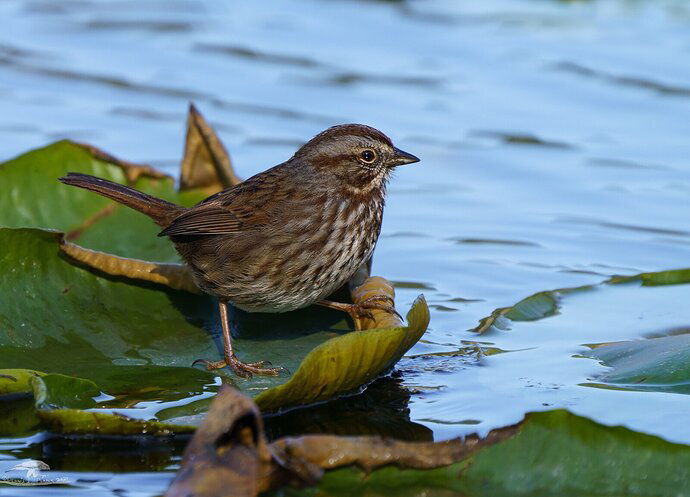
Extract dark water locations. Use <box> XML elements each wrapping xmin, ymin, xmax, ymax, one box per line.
<box><xmin>2</xmin><ymin>0</ymin><xmax>690</xmax><ymax>495</ymax></box>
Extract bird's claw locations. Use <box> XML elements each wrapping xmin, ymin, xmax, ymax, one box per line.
<box><xmin>192</xmin><ymin>357</ymin><xmax>286</xmax><ymax>379</ymax></box>
<box><xmin>353</xmin><ymin>295</ymin><xmax>402</xmax><ymax>325</ymax></box>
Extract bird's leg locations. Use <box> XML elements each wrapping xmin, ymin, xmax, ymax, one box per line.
<box><xmin>193</xmin><ymin>299</ymin><xmax>284</xmax><ymax>378</ymax></box>
<box><xmin>317</xmin><ymin>295</ymin><xmax>401</xmax><ymax>331</ymax></box>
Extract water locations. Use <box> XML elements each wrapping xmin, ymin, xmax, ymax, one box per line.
<box><xmin>2</xmin><ymin>0</ymin><xmax>690</xmax><ymax>495</ymax></box>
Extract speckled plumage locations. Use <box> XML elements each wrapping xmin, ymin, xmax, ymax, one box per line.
<box><xmin>60</xmin><ymin>123</ymin><xmax>418</xmax><ymax>376</ymax></box>
<box><xmin>169</xmin><ymin>124</ymin><xmax>396</xmax><ymax>312</ymax></box>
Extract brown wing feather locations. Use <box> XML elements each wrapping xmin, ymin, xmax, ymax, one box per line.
<box><xmin>158</xmin><ymin>207</ymin><xmax>243</xmax><ymax>237</ymax></box>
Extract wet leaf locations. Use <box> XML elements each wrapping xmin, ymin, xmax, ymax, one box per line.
<box><xmin>0</xmin><ymin>108</ymin><xmax>428</xmax><ymax>432</ymax></box>
<box><xmin>608</xmin><ymin>268</ymin><xmax>690</xmax><ymax>287</ymax></box>
<box><xmin>2</xmin><ymin>369</ymin><xmax>99</xmax><ymax>409</ymax></box>
<box><xmin>474</xmin><ymin>291</ymin><xmax>560</xmax><ymax>333</ymax></box>
<box><xmin>0</xmin><ymin>227</ymin><xmax>428</xmax><ymax>430</ymax></box>
<box><xmin>254</xmin><ymin>295</ymin><xmax>429</xmax><ymax>412</ymax></box>
<box><xmin>474</xmin><ymin>266</ymin><xmax>690</xmax><ymax>397</ymax></box>
<box><xmin>586</xmin><ymin>334</ymin><xmax>690</xmax><ymax>393</ymax></box>
<box><xmin>304</xmin><ymin>410</ymin><xmax>690</xmax><ymax>497</ymax></box>
<box><xmin>37</xmin><ymin>409</ymin><xmax>194</xmax><ymax>436</ymax></box>
<box><xmin>0</xmin><ymin>368</ymin><xmax>44</xmax><ymax>398</ymax></box>
<box><xmin>165</xmin><ymin>386</ymin><xmax>482</xmax><ymax>497</ymax></box>
<box><xmin>32</xmin><ymin>373</ymin><xmax>101</xmax><ymax>409</ymax></box>
<box><xmin>168</xmin><ymin>386</ymin><xmax>690</xmax><ymax>497</ymax></box>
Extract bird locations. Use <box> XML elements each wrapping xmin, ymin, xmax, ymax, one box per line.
<box><xmin>59</xmin><ymin>124</ymin><xmax>420</xmax><ymax>377</ymax></box>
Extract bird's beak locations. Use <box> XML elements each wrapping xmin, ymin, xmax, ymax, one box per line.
<box><xmin>389</xmin><ymin>147</ymin><xmax>420</xmax><ymax>167</ymax></box>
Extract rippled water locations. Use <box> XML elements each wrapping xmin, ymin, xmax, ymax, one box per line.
<box><xmin>2</xmin><ymin>0</ymin><xmax>690</xmax><ymax>495</ymax></box>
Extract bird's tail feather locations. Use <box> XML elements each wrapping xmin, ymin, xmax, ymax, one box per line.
<box><xmin>59</xmin><ymin>172</ymin><xmax>183</xmax><ymax>227</ymax></box>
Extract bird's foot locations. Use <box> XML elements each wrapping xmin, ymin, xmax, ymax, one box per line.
<box><xmin>319</xmin><ymin>296</ymin><xmax>401</xmax><ymax>330</ymax></box>
<box><xmin>192</xmin><ymin>356</ymin><xmax>285</xmax><ymax>379</ymax></box>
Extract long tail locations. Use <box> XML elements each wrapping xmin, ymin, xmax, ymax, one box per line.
<box><xmin>59</xmin><ymin>172</ymin><xmax>184</xmax><ymax>227</ymax></box>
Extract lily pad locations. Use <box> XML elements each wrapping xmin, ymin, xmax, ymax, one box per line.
<box><xmin>0</xmin><ymin>226</ymin><xmax>427</xmax><ymax>430</ymax></box>
<box><xmin>254</xmin><ymin>296</ymin><xmax>429</xmax><ymax>412</ymax></box>
<box><xmin>37</xmin><ymin>409</ymin><xmax>195</xmax><ymax>436</ymax></box>
<box><xmin>301</xmin><ymin>410</ymin><xmax>690</xmax><ymax>497</ymax></box>
<box><xmin>465</xmin><ymin>266</ymin><xmax>690</xmax><ymax>444</ymax></box>
<box><xmin>0</xmin><ymin>140</ymin><xmax>205</xmax><ymax>260</ymax></box>
<box><xmin>32</xmin><ymin>373</ymin><xmax>101</xmax><ymax>409</ymax></box>
<box><xmin>0</xmin><ymin>369</ymin><xmax>45</xmax><ymax>398</ymax></box>
<box><xmin>586</xmin><ymin>334</ymin><xmax>690</xmax><ymax>394</ymax></box>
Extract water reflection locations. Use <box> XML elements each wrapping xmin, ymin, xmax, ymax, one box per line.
<box><xmin>264</xmin><ymin>376</ymin><xmax>433</xmax><ymax>441</ymax></box>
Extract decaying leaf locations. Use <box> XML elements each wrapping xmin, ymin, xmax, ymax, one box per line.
<box><xmin>165</xmin><ymin>385</ymin><xmax>506</xmax><ymax>497</ymax></box>
<box><xmin>60</xmin><ymin>236</ymin><xmax>201</xmax><ymax>294</ymax></box>
<box><xmin>179</xmin><ymin>103</ymin><xmax>242</xmax><ymax>192</ymax></box>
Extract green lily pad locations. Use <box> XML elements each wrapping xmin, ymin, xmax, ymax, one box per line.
<box><xmin>474</xmin><ymin>291</ymin><xmax>560</xmax><ymax>333</ymax></box>
<box><xmin>608</xmin><ymin>268</ymin><xmax>690</xmax><ymax>287</ymax></box>
<box><xmin>586</xmin><ymin>334</ymin><xmax>690</xmax><ymax>394</ymax></box>
<box><xmin>288</xmin><ymin>410</ymin><xmax>690</xmax><ymax>497</ymax></box>
<box><xmin>37</xmin><ymin>409</ymin><xmax>195</xmax><ymax>436</ymax></box>
<box><xmin>0</xmin><ymin>227</ymin><xmax>428</xmax><ymax>431</ymax></box>
<box><xmin>0</xmin><ymin>138</ymin><xmax>429</xmax><ymax>433</ymax></box>
<box><xmin>0</xmin><ymin>140</ymin><xmax>205</xmax><ymax>261</ymax></box>
<box><xmin>473</xmin><ymin>267</ymin><xmax>690</xmax><ymax>398</ymax></box>
<box><xmin>32</xmin><ymin>373</ymin><xmax>101</xmax><ymax>409</ymax></box>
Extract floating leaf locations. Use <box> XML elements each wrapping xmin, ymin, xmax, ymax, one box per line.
<box><xmin>474</xmin><ymin>291</ymin><xmax>560</xmax><ymax>333</ymax></box>
<box><xmin>0</xmin><ymin>227</ymin><xmax>427</xmax><ymax>430</ymax></box>
<box><xmin>0</xmin><ymin>140</ymin><xmax>205</xmax><ymax>260</ymax></box>
<box><xmin>37</xmin><ymin>409</ymin><xmax>194</xmax><ymax>436</ymax></box>
<box><xmin>166</xmin><ymin>386</ymin><xmax>690</xmax><ymax>497</ymax></box>
<box><xmin>608</xmin><ymin>268</ymin><xmax>690</xmax><ymax>287</ymax></box>
<box><xmin>31</xmin><ymin>373</ymin><xmax>101</xmax><ymax>409</ymax></box>
<box><xmin>586</xmin><ymin>334</ymin><xmax>690</xmax><ymax>393</ymax></box>
<box><xmin>305</xmin><ymin>410</ymin><xmax>690</xmax><ymax>497</ymax></box>
<box><xmin>254</xmin><ymin>295</ymin><xmax>429</xmax><ymax>412</ymax></box>
<box><xmin>0</xmin><ymin>368</ymin><xmax>44</xmax><ymax>398</ymax></box>
<box><xmin>0</xmin><ymin>108</ymin><xmax>428</xmax><ymax>432</ymax></box>
<box><xmin>165</xmin><ymin>386</ymin><xmax>481</xmax><ymax>497</ymax></box>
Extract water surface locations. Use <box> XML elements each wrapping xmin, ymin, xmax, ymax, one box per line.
<box><xmin>2</xmin><ymin>0</ymin><xmax>690</xmax><ymax>495</ymax></box>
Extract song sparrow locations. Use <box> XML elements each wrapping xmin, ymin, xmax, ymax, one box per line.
<box><xmin>59</xmin><ymin>124</ymin><xmax>419</xmax><ymax>377</ymax></box>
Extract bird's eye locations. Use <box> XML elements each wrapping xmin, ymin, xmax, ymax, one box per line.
<box><xmin>360</xmin><ymin>149</ymin><xmax>377</xmax><ymax>164</ymax></box>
